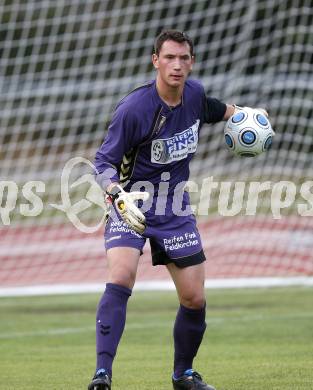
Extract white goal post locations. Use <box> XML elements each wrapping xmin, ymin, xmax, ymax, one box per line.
<box><xmin>1</xmin><ymin>0</ymin><xmax>313</xmax><ymax>295</ymax></box>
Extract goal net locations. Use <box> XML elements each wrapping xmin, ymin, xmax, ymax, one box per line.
<box><xmin>1</xmin><ymin>0</ymin><xmax>313</xmax><ymax>293</ymax></box>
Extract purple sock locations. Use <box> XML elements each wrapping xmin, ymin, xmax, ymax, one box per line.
<box><xmin>173</xmin><ymin>303</ymin><xmax>207</xmax><ymax>378</ymax></box>
<box><xmin>96</xmin><ymin>283</ymin><xmax>132</xmax><ymax>378</ymax></box>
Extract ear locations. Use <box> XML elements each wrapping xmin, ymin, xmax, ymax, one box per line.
<box><xmin>152</xmin><ymin>53</ymin><xmax>159</xmax><ymax>69</ymax></box>
<box><xmin>190</xmin><ymin>55</ymin><xmax>195</xmax><ymax>71</ymax></box>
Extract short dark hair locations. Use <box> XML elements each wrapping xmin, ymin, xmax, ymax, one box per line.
<box><xmin>154</xmin><ymin>30</ymin><xmax>194</xmax><ymax>57</ymax></box>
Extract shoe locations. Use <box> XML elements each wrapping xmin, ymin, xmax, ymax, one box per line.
<box><xmin>88</xmin><ymin>368</ymin><xmax>111</xmax><ymax>390</ymax></box>
<box><xmin>172</xmin><ymin>369</ymin><xmax>216</xmax><ymax>390</ymax></box>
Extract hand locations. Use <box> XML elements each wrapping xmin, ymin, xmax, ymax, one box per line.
<box><xmin>233</xmin><ymin>104</ymin><xmax>269</xmax><ymax>118</ymax></box>
<box><xmin>255</xmin><ymin>107</ymin><xmax>269</xmax><ymax>118</ymax></box>
<box><xmin>106</xmin><ymin>184</ymin><xmax>150</xmax><ymax>234</ymax></box>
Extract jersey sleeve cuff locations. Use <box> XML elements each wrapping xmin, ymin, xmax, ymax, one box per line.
<box><xmin>94</xmin><ymin>167</ymin><xmax>119</xmax><ymax>191</ymax></box>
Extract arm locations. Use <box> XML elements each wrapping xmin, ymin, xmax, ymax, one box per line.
<box><xmin>204</xmin><ymin>93</ymin><xmax>268</xmax><ymax>123</ymax></box>
<box><xmin>223</xmin><ymin>104</ymin><xmax>236</xmax><ymax>121</ymax></box>
<box><xmin>94</xmin><ymin>105</ymin><xmax>141</xmax><ymax>192</ymax></box>
<box><xmin>95</xmin><ymin>105</ymin><xmax>149</xmax><ymax>233</ymax></box>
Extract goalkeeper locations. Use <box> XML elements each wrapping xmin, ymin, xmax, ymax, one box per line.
<box><xmin>88</xmin><ymin>30</ymin><xmax>266</xmax><ymax>390</ymax></box>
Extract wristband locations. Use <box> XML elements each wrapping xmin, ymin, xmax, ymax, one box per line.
<box><xmin>106</xmin><ymin>185</ymin><xmax>122</xmax><ymax>203</ymax></box>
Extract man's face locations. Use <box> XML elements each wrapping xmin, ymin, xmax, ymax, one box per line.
<box><xmin>152</xmin><ymin>40</ymin><xmax>194</xmax><ymax>88</ymax></box>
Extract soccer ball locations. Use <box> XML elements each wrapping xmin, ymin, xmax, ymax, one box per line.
<box><xmin>224</xmin><ymin>107</ymin><xmax>274</xmax><ymax>157</ymax></box>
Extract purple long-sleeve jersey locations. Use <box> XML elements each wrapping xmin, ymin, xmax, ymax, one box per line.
<box><xmin>95</xmin><ymin>78</ymin><xmax>226</xmax><ymax>225</ymax></box>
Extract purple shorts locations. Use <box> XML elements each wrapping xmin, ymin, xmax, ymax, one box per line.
<box><xmin>104</xmin><ymin>214</ymin><xmax>206</xmax><ymax>268</ymax></box>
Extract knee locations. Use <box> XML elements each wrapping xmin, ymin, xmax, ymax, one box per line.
<box><xmin>106</xmin><ymin>248</ymin><xmax>140</xmax><ymax>290</ymax></box>
<box><xmin>109</xmin><ymin>267</ymin><xmax>136</xmax><ymax>290</ymax></box>
<box><xmin>179</xmin><ymin>293</ymin><xmax>206</xmax><ymax>310</ymax></box>
<box><xmin>109</xmin><ymin>273</ymin><xmax>136</xmax><ymax>290</ymax></box>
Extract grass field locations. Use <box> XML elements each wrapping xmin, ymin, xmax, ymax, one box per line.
<box><xmin>0</xmin><ymin>286</ymin><xmax>312</xmax><ymax>390</ymax></box>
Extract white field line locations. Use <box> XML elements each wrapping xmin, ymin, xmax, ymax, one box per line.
<box><xmin>1</xmin><ymin>277</ymin><xmax>313</xmax><ymax>297</ymax></box>
<box><xmin>1</xmin><ymin>312</ymin><xmax>313</xmax><ymax>340</ymax></box>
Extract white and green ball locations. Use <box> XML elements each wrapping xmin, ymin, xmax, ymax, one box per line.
<box><xmin>224</xmin><ymin>107</ymin><xmax>274</xmax><ymax>157</ymax></box>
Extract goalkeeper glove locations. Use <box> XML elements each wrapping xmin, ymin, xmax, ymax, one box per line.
<box><xmin>105</xmin><ymin>184</ymin><xmax>149</xmax><ymax>235</ymax></box>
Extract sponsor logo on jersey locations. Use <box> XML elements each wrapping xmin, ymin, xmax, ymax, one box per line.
<box><xmin>151</xmin><ymin>119</ymin><xmax>200</xmax><ymax>164</ymax></box>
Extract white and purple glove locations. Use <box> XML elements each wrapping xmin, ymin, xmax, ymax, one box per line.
<box><xmin>106</xmin><ymin>184</ymin><xmax>149</xmax><ymax>234</ymax></box>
